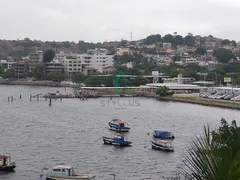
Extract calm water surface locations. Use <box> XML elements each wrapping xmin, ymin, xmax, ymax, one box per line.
<box><xmin>0</xmin><ymin>85</ymin><xmax>240</xmax><ymax>180</ymax></box>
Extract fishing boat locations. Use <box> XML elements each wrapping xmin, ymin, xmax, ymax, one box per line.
<box><xmin>40</xmin><ymin>165</ymin><xmax>96</xmax><ymax>180</ymax></box>
<box><xmin>0</xmin><ymin>155</ymin><xmax>16</xmax><ymax>172</ymax></box>
<box><xmin>151</xmin><ymin>140</ymin><xmax>174</xmax><ymax>152</ymax></box>
<box><xmin>153</xmin><ymin>130</ymin><xmax>175</xmax><ymax>139</ymax></box>
<box><xmin>108</xmin><ymin>119</ymin><xmax>130</xmax><ymax>132</ymax></box>
<box><xmin>103</xmin><ymin>133</ymin><xmax>132</xmax><ymax>146</ymax></box>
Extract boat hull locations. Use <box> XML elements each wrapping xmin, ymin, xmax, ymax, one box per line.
<box><xmin>0</xmin><ymin>164</ymin><xmax>16</xmax><ymax>172</ymax></box>
<box><xmin>108</xmin><ymin>121</ymin><xmax>130</xmax><ymax>132</ymax></box>
<box><xmin>103</xmin><ymin>137</ymin><xmax>132</xmax><ymax>146</ymax></box>
<box><xmin>45</xmin><ymin>174</ymin><xmax>95</xmax><ymax>180</ymax></box>
<box><xmin>151</xmin><ymin>142</ymin><xmax>174</xmax><ymax>152</ymax></box>
<box><xmin>108</xmin><ymin>126</ymin><xmax>130</xmax><ymax>132</ymax></box>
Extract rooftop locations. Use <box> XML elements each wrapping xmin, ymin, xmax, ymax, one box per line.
<box><xmin>143</xmin><ymin>83</ymin><xmax>203</xmax><ymax>90</ymax></box>
<box><xmin>52</xmin><ymin>165</ymin><xmax>72</xmax><ymax>170</ymax></box>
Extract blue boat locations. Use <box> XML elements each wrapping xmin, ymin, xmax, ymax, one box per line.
<box><xmin>151</xmin><ymin>140</ymin><xmax>174</xmax><ymax>152</ymax></box>
<box><xmin>153</xmin><ymin>130</ymin><xmax>175</xmax><ymax>139</ymax></box>
<box><xmin>108</xmin><ymin>119</ymin><xmax>130</xmax><ymax>132</ymax></box>
<box><xmin>103</xmin><ymin>133</ymin><xmax>132</xmax><ymax>146</ymax></box>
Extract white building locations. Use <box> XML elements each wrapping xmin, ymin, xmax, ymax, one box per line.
<box><xmin>0</xmin><ymin>60</ymin><xmax>15</xmax><ymax>70</ymax></box>
<box><xmin>29</xmin><ymin>50</ymin><xmax>43</xmax><ymax>63</ymax></box>
<box><xmin>163</xmin><ymin>43</ymin><xmax>171</xmax><ymax>49</ymax></box>
<box><xmin>54</xmin><ymin>51</ymin><xmax>66</xmax><ymax>63</ymax></box>
<box><xmin>183</xmin><ymin>57</ymin><xmax>199</xmax><ymax>64</ymax></box>
<box><xmin>63</xmin><ymin>48</ymin><xmax>114</xmax><ymax>75</ymax></box>
<box><xmin>116</xmin><ymin>47</ymin><xmax>132</xmax><ymax>56</ymax></box>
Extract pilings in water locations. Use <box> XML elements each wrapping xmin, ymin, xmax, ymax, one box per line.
<box><xmin>49</xmin><ymin>97</ymin><xmax>52</xmax><ymax>106</ymax></box>
<box><xmin>8</xmin><ymin>96</ymin><xmax>13</xmax><ymax>102</ymax></box>
<box><xmin>20</xmin><ymin>94</ymin><xmax>22</xmax><ymax>99</ymax></box>
<box><xmin>30</xmin><ymin>93</ymin><xmax>42</xmax><ymax>101</ymax></box>
<box><xmin>78</xmin><ymin>88</ymin><xmax>99</xmax><ymax>100</ymax></box>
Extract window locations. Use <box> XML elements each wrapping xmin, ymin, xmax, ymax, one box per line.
<box><xmin>53</xmin><ymin>169</ymin><xmax>61</xmax><ymax>172</ymax></box>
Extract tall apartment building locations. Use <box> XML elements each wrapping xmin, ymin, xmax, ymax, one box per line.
<box><xmin>62</xmin><ymin>48</ymin><xmax>114</xmax><ymax>75</ymax></box>
<box><xmin>45</xmin><ymin>60</ymin><xmax>64</xmax><ymax>74</ymax></box>
<box><xmin>28</xmin><ymin>50</ymin><xmax>44</xmax><ymax>72</ymax></box>
<box><xmin>11</xmin><ymin>61</ymin><xmax>29</xmax><ymax>78</ymax></box>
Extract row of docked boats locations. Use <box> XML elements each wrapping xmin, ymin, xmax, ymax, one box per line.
<box><xmin>103</xmin><ymin>119</ymin><xmax>175</xmax><ymax>152</ymax></box>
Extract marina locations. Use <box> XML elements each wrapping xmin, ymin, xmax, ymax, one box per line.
<box><xmin>0</xmin><ymin>85</ymin><xmax>240</xmax><ymax>180</ymax></box>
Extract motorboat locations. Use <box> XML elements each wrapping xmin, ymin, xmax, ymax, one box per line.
<box><xmin>108</xmin><ymin>119</ymin><xmax>130</xmax><ymax>132</ymax></box>
<box><xmin>153</xmin><ymin>130</ymin><xmax>175</xmax><ymax>139</ymax></box>
<box><xmin>40</xmin><ymin>165</ymin><xmax>95</xmax><ymax>180</ymax></box>
<box><xmin>103</xmin><ymin>133</ymin><xmax>132</xmax><ymax>146</ymax></box>
<box><xmin>0</xmin><ymin>155</ymin><xmax>16</xmax><ymax>172</ymax></box>
<box><xmin>151</xmin><ymin>140</ymin><xmax>174</xmax><ymax>152</ymax></box>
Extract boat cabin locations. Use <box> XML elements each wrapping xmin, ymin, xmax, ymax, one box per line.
<box><xmin>52</xmin><ymin>165</ymin><xmax>75</xmax><ymax>176</ymax></box>
<box><xmin>0</xmin><ymin>156</ymin><xmax>9</xmax><ymax>166</ymax></box>
<box><xmin>113</xmin><ymin>134</ymin><xmax>124</xmax><ymax>142</ymax></box>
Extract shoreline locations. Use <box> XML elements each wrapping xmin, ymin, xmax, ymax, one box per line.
<box><xmin>1</xmin><ymin>82</ymin><xmax>240</xmax><ymax>110</ymax></box>
<box><xmin>158</xmin><ymin>96</ymin><xmax>240</xmax><ymax>110</ymax></box>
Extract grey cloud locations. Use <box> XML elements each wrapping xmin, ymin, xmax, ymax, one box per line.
<box><xmin>0</xmin><ymin>0</ymin><xmax>239</xmax><ymax>42</ymax></box>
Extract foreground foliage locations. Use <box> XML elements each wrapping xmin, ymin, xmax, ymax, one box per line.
<box><xmin>178</xmin><ymin>118</ymin><xmax>240</xmax><ymax>180</ymax></box>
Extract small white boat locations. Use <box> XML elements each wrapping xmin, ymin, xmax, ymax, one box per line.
<box><xmin>40</xmin><ymin>165</ymin><xmax>96</xmax><ymax>180</ymax></box>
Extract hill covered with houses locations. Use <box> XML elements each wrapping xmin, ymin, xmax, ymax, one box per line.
<box><xmin>1</xmin><ymin>32</ymin><xmax>240</xmax><ymax>86</ymax></box>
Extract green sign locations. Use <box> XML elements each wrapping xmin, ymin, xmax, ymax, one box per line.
<box><xmin>112</xmin><ymin>72</ymin><xmax>127</xmax><ymax>94</ymax></box>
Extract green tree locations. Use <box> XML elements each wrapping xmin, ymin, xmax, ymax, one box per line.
<box><xmin>213</xmin><ymin>48</ymin><xmax>235</xmax><ymax>63</ymax></box>
<box><xmin>221</xmin><ymin>39</ymin><xmax>231</xmax><ymax>45</ymax></box>
<box><xmin>145</xmin><ymin>34</ymin><xmax>161</xmax><ymax>45</ymax></box>
<box><xmin>131</xmin><ymin>76</ymin><xmax>147</xmax><ymax>86</ymax></box>
<box><xmin>156</xmin><ymin>86</ymin><xmax>173</xmax><ymax>96</ymax></box>
<box><xmin>174</xmin><ymin>35</ymin><xmax>183</xmax><ymax>46</ymax></box>
<box><xmin>232</xmin><ymin>40</ymin><xmax>237</xmax><ymax>48</ymax></box>
<box><xmin>172</xmin><ymin>56</ymin><xmax>181</xmax><ymax>62</ymax></box>
<box><xmin>72</xmin><ymin>73</ymin><xmax>88</xmax><ymax>83</ymax></box>
<box><xmin>196</xmin><ymin>47</ymin><xmax>207</xmax><ymax>55</ymax></box>
<box><xmin>0</xmin><ymin>69</ymin><xmax>15</xmax><ymax>79</ymax></box>
<box><xmin>163</xmin><ymin>34</ymin><xmax>175</xmax><ymax>44</ymax></box>
<box><xmin>234</xmin><ymin>75</ymin><xmax>240</xmax><ymax>85</ymax></box>
<box><xmin>184</xmin><ymin>35</ymin><xmax>195</xmax><ymax>47</ymax></box>
<box><xmin>180</xmin><ymin>118</ymin><xmax>240</xmax><ymax>180</ymax></box>
<box><xmin>43</xmin><ymin>49</ymin><xmax>55</xmax><ymax>63</ymax></box>
<box><xmin>45</xmin><ymin>72</ymin><xmax>65</xmax><ymax>82</ymax></box>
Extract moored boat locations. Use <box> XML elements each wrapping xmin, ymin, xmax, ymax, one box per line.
<box><xmin>103</xmin><ymin>133</ymin><xmax>132</xmax><ymax>146</ymax></box>
<box><xmin>108</xmin><ymin>119</ymin><xmax>130</xmax><ymax>132</ymax></box>
<box><xmin>40</xmin><ymin>165</ymin><xmax>95</xmax><ymax>180</ymax></box>
<box><xmin>0</xmin><ymin>155</ymin><xmax>16</xmax><ymax>172</ymax></box>
<box><xmin>153</xmin><ymin>130</ymin><xmax>175</xmax><ymax>139</ymax></box>
<box><xmin>151</xmin><ymin>140</ymin><xmax>174</xmax><ymax>152</ymax></box>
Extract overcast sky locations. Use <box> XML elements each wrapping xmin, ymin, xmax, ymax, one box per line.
<box><xmin>0</xmin><ymin>0</ymin><xmax>239</xmax><ymax>42</ymax></box>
